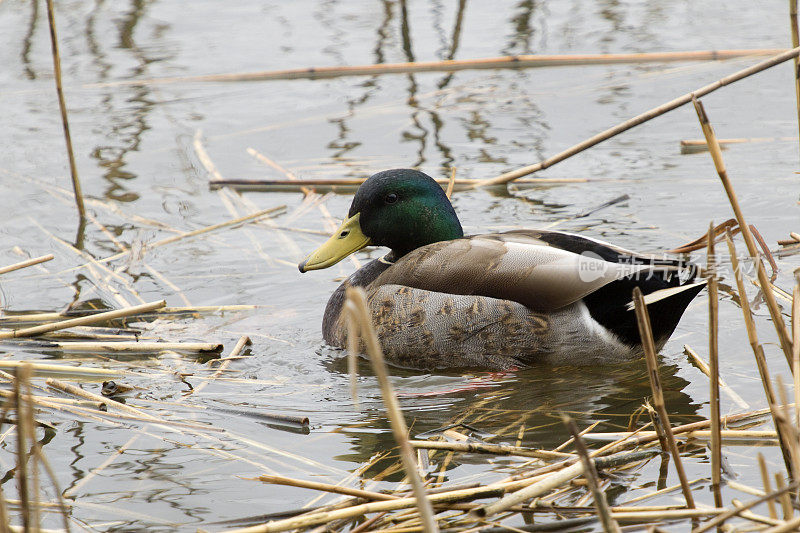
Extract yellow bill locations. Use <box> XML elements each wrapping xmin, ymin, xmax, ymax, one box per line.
<box><xmin>298</xmin><ymin>213</ymin><xmax>371</xmax><ymax>272</ymax></box>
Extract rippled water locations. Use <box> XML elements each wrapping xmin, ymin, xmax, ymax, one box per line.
<box><xmin>0</xmin><ymin>0</ymin><xmax>799</xmax><ymax>530</ymax></box>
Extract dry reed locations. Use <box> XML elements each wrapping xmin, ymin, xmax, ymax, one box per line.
<box><xmin>474</xmin><ymin>46</ymin><xmax>800</xmax><ymax>187</ymax></box>
<box><xmin>632</xmin><ymin>287</ymin><xmax>695</xmax><ymax>508</ymax></box>
<box><xmin>693</xmin><ymin>97</ymin><xmax>794</xmax><ymax>366</ymax></box>
<box><xmin>0</xmin><ymin>255</ymin><xmax>54</xmax><ymax>276</ymax></box>
<box><xmin>344</xmin><ymin>287</ymin><xmax>438</xmax><ymax>533</ymax></box>
<box><xmin>707</xmin><ymin>222</ymin><xmax>723</xmax><ymax>508</ymax></box>
<box><xmin>86</xmin><ymin>49</ymin><xmax>785</xmax><ymax>88</ymax></box>
<box><xmin>44</xmin><ymin>0</ymin><xmax>84</xmax><ymax>219</ymax></box>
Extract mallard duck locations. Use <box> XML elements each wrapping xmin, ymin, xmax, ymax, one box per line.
<box><xmin>299</xmin><ymin>169</ymin><xmax>704</xmax><ymax>370</ymax></box>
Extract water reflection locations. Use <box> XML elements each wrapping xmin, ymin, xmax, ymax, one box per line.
<box><xmin>20</xmin><ymin>0</ymin><xmax>39</xmax><ymax>80</ymax></box>
<box><xmin>329</xmin><ymin>357</ymin><xmax>700</xmax><ymax>481</ymax></box>
<box><xmin>503</xmin><ymin>0</ymin><xmax>540</xmax><ymax>55</ymax></box>
<box><xmin>85</xmin><ymin>0</ymin><xmax>162</xmax><ymax>203</ymax></box>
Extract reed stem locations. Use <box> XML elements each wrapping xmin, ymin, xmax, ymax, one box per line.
<box><xmin>563</xmin><ymin>416</ymin><xmax>621</xmax><ymax>533</ymax></box>
<box><xmin>694</xmin><ymin>97</ymin><xmax>794</xmax><ymax>367</ymax></box>
<box><xmin>344</xmin><ymin>287</ymin><xmax>438</xmax><ymax>533</ymax></box>
<box><xmin>0</xmin><ymin>299</ymin><xmax>166</xmax><ymax>340</ymax></box>
<box><xmin>726</xmin><ymin>232</ymin><xmax>796</xmax><ymax>477</ymax></box>
<box><xmin>707</xmin><ymin>222</ymin><xmax>723</xmax><ymax>508</ymax></box>
<box><xmin>791</xmin><ymin>0</ymin><xmax>800</xmax><ymax>156</ymax></box>
<box><xmin>632</xmin><ymin>287</ymin><xmax>695</xmax><ymax>508</ymax></box>
<box><xmin>44</xmin><ymin>0</ymin><xmax>85</xmax><ymax>219</ymax></box>
<box><xmin>760</xmin><ymin>453</ymin><xmax>779</xmax><ymax>519</ymax></box>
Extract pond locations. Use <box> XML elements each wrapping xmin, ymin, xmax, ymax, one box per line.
<box><xmin>0</xmin><ymin>0</ymin><xmax>798</xmax><ymax>530</ymax></box>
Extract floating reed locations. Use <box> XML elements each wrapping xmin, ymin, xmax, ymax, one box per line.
<box><xmin>0</xmin><ymin>254</ymin><xmax>54</xmax><ymax>276</ymax></box>
<box><xmin>94</xmin><ymin>206</ymin><xmax>285</xmax><ymax>266</ymax></box>
<box><xmin>44</xmin><ymin>0</ymin><xmax>84</xmax><ymax>219</ymax></box>
<box><xmin>0</xmin><ymin>361</ymin><xmax>122</xmax><ymax>379</ymax></box>
<box><xmin>407</xmin><ymin>439</ymin><xmax>571</xmax><ymax>460</ymax></box>
<box><xmin>582</xmin><ymin>430</ymin><xmax>779</xmax><ymax>442</ymax></box>
<box><xmin>87</xmin><ymin>49</ymin><xmax>784</xmax><ymax>88</ymax></box>
<box><xmin>684</xmin><ymin>344</ymin><xmax>748</xmax><ymax>408</ymax></box>
<box><xmin>692</xmin><ymin>481</ymin><xmax>800</xmax><ymax>533</ymax></box>
<box><xmin>183</xmin><ymin>336</ymin><xmax>251</xmax><ymax>399</ymax></box>
<box><xmin>44</xmin><ymin>341</ymin><xmax>223</xmax><ymax>353</ymax></box>
<box><xmin>0</xmin><ymin>300</ymin><xmax>166</xmax><ymax>340</ymax></box>
<box><xmin>474</xmin><ymin>46</ymin><xmax>800</xmax><ymax>187</ymax></box>
<box><xmin>208</xmin><ymin>176</ymin><xmax>596</xmax><ymax>194</ymax></box>
<box><xmin>679</xmin><ymin>137</ymin><xmax>797</xmax><ymax>154</ymax></box>
<box><xmin>0</xmin><ymin>305</ymin><xmax>261</xmax><ymax>324</ymax></box>
<box><xmin>256</xmin><ymin>474</ymin><xmax>397</xmax><ymax>502</ymax></box>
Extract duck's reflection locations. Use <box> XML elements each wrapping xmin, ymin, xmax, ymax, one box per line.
<box><xmin>326</xmin><ymin>355</ymin><xmax>700</xmax><ymax>482</ymax></box>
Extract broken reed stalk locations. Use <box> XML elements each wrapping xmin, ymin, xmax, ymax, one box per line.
<box><xmin>257</xmin><ymin>474</ymin><xmax>397</xmax><ymax>501</ymax></box>
<box><xmin>692</xmin><ymin>481</ymin><xmax>800</xmax><ymax>533</ymax></box>
<box><xmin>693</xmin><ymin>97</ymin><xmax>794</xmax><ymax>367</ymax></box>
<box><xmin>766</xmin><ymin>515</ymin><xmax>800</xmax><ymax>532</ymax></box>
<box><xmin>563</xmin><ymin>416</ymin><xmax>621</xmax><ymax>533</ymax></box>
<box><xmin>683</xmin><ymin>344</ymin><xmax>749</xmax><ymax>408</ymax></box>
<box><xmin>791</xmin><ymin>0</ymin><xmax>800</xmax><ymax>155</ymax></box>
<box><xmin>644</xmin><ymin>401</ymin><xmax>669</xmax><ymax>456</ymax></box>
<box><xmin>445</xmin><ymin>168</ymin><xmax>456</xmax><ymax>199</ymax></box>
<box><xmin>793</xmin><ymin>283</ymin><xmax>800</xmax><ymax>433</ymax></box>
<box><xmin>0</xmin><ymin>361</ymin><xmax>122</xmax><ymax>379</ymax></box>
<box><xmin>776</xmin><ymin>377</ymin><xmax>800</xmax><ymax>488</ymax></box>
<box><xmin>0</xmin><ymin>254</ymin><xmax>54</xmax><ymax>275</ymax></box>
<box><xmin>0</xmin><ymin>299</ymin><xmax>166</xmax><ymax>340</ymax></box>
<box><xmin>760</xmin><ymin>453</ymin><xmax>780</xmax><ymax>520</ymax></box>
<box><xmin>474</xmin><ymin>46</ymin><xmax>800</xmax><ymax>188</ymax></box>
<box><xmin>88</xmin><ymin>49</ymin><xmax>784</xmax><ymax>88</ymax></box>
<box><xmin>14</xmin><ymin>364</ymin><xmax>32</xmax><ymax>532</ymax></box>
<box><xmin>707</xmin><ymin>222</ymin><xmax>723</xmax><ymax>508</ymax></box>
<box><xmin>775</xmin><ymin>474</ymin><xmax>793</xmax><ymax>520</ymax></box>
<box><xmin>47</xmin><ymin>341</ymin><xmax>223</xmax><ymax>353</ymax></box>
<box><xmin>343</xmin><ymin>287</ymin><xmax>438</xmax><ymax>533</ymax></box>
<box><xmin>0</xmin><ymin>305</ymin><xmax>259</xmax><ymax>324</ymax></box>
<box><xmin>62</xmin><ymin>435</ymin><xmax>139</xmax><ymax>499</ymax></box>
<box><xmin>407</xmin><ymin>440</ymin><xmax>571</xmax><ymax>460</ymax></box>
<box><xmin>473</xmin><ymin>458</ymin><xmax>587</xmax><ymax>518</ymax></box>
<box><xmin>726</xmin><ymin>232</ymin><xmax>796</xmax><ymax>477</ymax></box>
<box><xmin>583</xmin><ymin>429</ymin><xmax>779</xmax><ymax>442</ymax></box>
<box><xmin>346</xmin><ymin>302</ymin><xmax>360</xmax><ymax>410</ymax></box>
<box><xmin>46</xmin><ymin>378</ymin><xmax>165</xmax><ymax>423</ymax></box>
<box><xmin>632</xmin><ymin>287</ymin><xmax>695</xmax><ymax>508</ymax></box>
<box><xmin>679</xmin><ymin>136</ymin><xmax>798</xmax><ymax>153</ymax></box>
<box><xmin>183</xmin><ymin>336</ymin><xmax>251</xmax><ymax>398</ymax></box>
<box><xmin>95</xmin><ymin>205</ymin><xmax>286</xmax><ymax>266</ymax></box>
<box><xmin>44</xmin><ymin>0</ymin><xmax>84</xmax><ymax>219</ymax></box>
<box><xmin>25</xmin><ymin>370</ymin><xmax>42</xmax><ymax>533</ymax></box>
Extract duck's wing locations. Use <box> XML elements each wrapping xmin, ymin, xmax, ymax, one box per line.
<box><xmin>484</xmin><ymin>230</ymin><xmax>664</xmax><ymax>264</ymax></box>
<box><xmin>372</xmin><ymin>231</ymin><xmax>659</xmax><ymax>311</ymax></box>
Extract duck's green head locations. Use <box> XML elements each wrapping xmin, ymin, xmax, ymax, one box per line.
<box><xmin>298</xmin><ymin>169</ymin><xmax>464</xmax><ymax>272</ymax></box>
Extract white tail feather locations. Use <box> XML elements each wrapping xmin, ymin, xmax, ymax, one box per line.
<box><xmin>626</xmin><ymin>281</ymin><xmax>707</xmax><ymax>311</ymax></box>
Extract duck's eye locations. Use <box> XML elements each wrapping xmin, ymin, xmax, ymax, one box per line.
<box><xmin>384</xmin><ymin>193</ymin><xmax>398</xmax><ymax>204</ymax></box>
<box><xmin>339</xmin><ymin>230</ymin><xmax>350</xmax><ymax>238</ymax></box>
